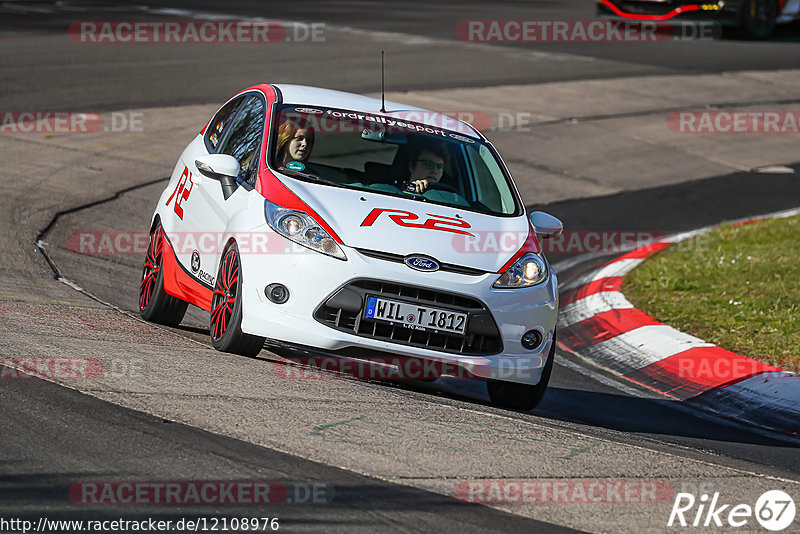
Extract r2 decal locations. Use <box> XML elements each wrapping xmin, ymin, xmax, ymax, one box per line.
<box><xmin>166</xmin><ymin>166</ymin><xmax>195</xmax><ymax>219</ymax></box>
<box><xmin>360</xmin><ymin>208</ymin><xmax>474</xmax><ymax>237</ymax></box>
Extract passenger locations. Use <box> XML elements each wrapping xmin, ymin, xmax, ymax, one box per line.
<box><xmin>276</xmin><ymin>120</ymin><xmax>314</xmax><ymax>168</ymax></box>
<box><xmin>407</xmin><ymin>144</ymin><xmax>448</xmax><ymax>193</ymax></box>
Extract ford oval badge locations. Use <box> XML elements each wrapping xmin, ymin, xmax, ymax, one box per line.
<box><xmin>404</xmin><ymin>255</ymin><xmax>440</xmax><ymax>272</ymax></box>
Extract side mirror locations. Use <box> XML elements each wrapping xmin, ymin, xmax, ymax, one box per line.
<box><xmin>195</xmin><ymin>154</ymin><xmax>240</xmax><ymax>180</ymax></box>
<box><xmin>530</xmin><ymin>211</ymin><xmax>563</xmax><ymax>239</ymax></box>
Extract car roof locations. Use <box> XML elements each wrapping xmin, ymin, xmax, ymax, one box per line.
<box><xmin>273</xmin><ymin>84</ymin><xmax>482</xmax><ymax>139</ymax></box>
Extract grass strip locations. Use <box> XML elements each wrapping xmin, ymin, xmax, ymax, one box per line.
<box><xmin>623</xmin><ymin>214</ymin><xmax>799</xmax><ymax>373</ymax></box>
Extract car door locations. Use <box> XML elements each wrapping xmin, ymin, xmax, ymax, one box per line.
<box><xmin>175</xmin><ymin>93</ymin><xmax>266</xmax><ymax>288</ymax></box>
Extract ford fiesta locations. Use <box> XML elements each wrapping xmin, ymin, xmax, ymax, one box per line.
<box><xmin>138</xmin><ymin>84</ymin><xmax>563</xmax><ymax>410</ymax></box>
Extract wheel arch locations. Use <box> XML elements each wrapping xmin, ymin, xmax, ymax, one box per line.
<box><xmin>149</xmin><ymin>214</ymin><xmax>161</xmax><ymax>234</ymax></box>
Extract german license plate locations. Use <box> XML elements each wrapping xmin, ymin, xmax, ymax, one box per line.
<box><xmin>363</xmin><ymin>296</ymin><xmax>467</xmax><ymax>336</ymax></box>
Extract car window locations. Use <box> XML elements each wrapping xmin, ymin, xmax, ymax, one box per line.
<box><xmin>269</xmin><ymin>105</ymin><xmax>521</xmax><ymax>216</ymax></box>
<box><xmin>205</xmin><ymin>95</ymin><xmax>246</xmax><ymax>152</ymax></box>
<box><xmin>219</xmin><ymin>96</ymin><xmax>266</xmax><ymax>184</ymax></box>
<box><xmin>464</xmin><ymin>144</ymin><xmax>515</xmax><ymax>214</ymax></box>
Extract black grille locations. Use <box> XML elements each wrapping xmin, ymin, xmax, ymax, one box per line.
<box><xmin>356</xmin><ymin>248</ymin><xmax>489</xmax><ymax>276</ymax></box>
<box><xmin>314</xmin><ymin>279</ymin><xmax>502</xmax><ymax>356</ymax></box>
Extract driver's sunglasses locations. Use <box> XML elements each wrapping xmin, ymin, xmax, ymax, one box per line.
<box><xmin>418</xmin><ymin>159</ymin><xmax>444</xmax><ymax>172</ymax></box>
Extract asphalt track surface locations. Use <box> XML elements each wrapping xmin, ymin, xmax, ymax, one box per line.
<box><xmin>2</xmin><ymin>1</ymin><xmax>800</xmax><ymax>532</ymax></box>
<box><xmin>1</xmin><ymin>375</ymin><xmax>570</xmax><ymax>533</ymax></box>
<box><xmin>3</xmin><ymin>0</ymin><xmax>800</xmax><ymax>110</ymax></box>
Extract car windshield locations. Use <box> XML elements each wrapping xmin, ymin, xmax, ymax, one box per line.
<box><xmin>269</xmin><ymin>105</ymin><xmax>521</xmax><ymax>216</ymax></box>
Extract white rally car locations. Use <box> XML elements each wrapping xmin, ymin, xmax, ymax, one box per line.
<box><xmin>139</xmin><ymin>84</ymin><xmax>563</xmax><ymax>410</ymax></box>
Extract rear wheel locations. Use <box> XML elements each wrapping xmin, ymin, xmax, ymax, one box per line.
<box><xmin>210</xmin><ymin>244</ymin><xmax>265</xmax><ymax>357</ymax></box>
<box><xmin>739</xmin><ymin>0</ymin><xmax>778</xmax><ymax>39</ymax></box>
<box><xmin>139</xmin><ymin>223</ymin><xmax>188</xmax><ymax>326</ymax></box>
<box><xmin>487</xmin><ymin>336</ymin><xmax>555</xmax><ymax>411</ymax></box>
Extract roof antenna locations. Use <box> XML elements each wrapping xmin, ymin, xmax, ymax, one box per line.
<box><xmin>380</xmin><ymin>50</ymin><xmax>386</xmax><ymax>113</ymax></box>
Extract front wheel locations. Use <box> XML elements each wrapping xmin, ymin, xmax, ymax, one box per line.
<box><xmin>487</xmin><ymin>336</ymin><xmax>555</xmax><ymax>411</ymax></box>
<box><xmin>210</xmin><ymin>244</ymin><xmax>265</xmax><ymax>357</ymax></box>
<box><xmin>139</xmin><ymin>223</ymin><xmax>188</xmax><ymax>326</ymax></box>
<box><xmin>739</xmin><ymin>0</ymin><xmax>778</xmax><ymax>39</ymax></box>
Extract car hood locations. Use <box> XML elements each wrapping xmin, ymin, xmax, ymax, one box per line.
<box><xmin>284</xmin><ymin>178</ymin><xmax>534</xmax><ymax>273</ymax></box>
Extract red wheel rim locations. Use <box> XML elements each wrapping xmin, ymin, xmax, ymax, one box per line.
<box><xmin>139</xmin><ymin>227</ymin><xmax>163</xmax><ymax>311</ymax></box>
<box><xmin>210</xmin><ymin>248</ymin><xmax>239</xmax><ymax>341</ymax></box>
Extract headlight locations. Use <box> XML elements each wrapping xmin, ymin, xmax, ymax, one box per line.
<box><xmin>264</xmin><ymin>200</ymin><xmax>347</xmax><ymax>261</ymax></box>
<box><xmin>493</xmin><ymin>253</ymin><xmax>547</xmax><ymax>288</ymax></box>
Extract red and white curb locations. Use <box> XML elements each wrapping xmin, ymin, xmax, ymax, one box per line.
<box><xmin>556</xmin><ymin>208</ymin><xmax>800</xmax><ymax>438</ymax></box>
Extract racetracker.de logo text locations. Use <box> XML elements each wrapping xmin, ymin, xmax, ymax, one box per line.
<box><xmin>668</xmin><ymin>111</ymin><xmax>800</xmax><ymax>134</ymax></box>
<box><xmin>457</xmin><ymin>479</ymin><xmax>674</xmax><ymax>504</ymax></box>
<box><xmin>457</xmin><ymin>20</ymin><xmax>718</xmax><ymax>42</ymax></box>
<box><xmin>68</xmin><ymin>21</ymin><xmax>325</xmax><ymax>43</ymax></box>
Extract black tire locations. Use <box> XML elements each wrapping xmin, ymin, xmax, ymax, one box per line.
<box><xmin>487</xmin><ymin>335</ymin><xmax>555</xmax><ymax>411</ymax></box>
<box><xmin>739</xmin><ymin>0</ymin><xmax>778</xmax><ymax>39</ymax></box>
<box><xmin>139</xmin><ymin>223</ymin><xmax>188</xmax><ymax>326</ymax></box>
<box><xmin>210</xmin><ymin>244</ymin><xmax>265</xmax><ymax>357</ymax></box>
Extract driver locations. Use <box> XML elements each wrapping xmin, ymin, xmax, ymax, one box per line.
<box><xmin>407</xmin><ymin>145</ymin><xmax>448</xmax><ymax>193</ymax></box>
<box><xmin>276</xmin><ymin>119</ymin><xmax>314</xmax><ymax>168</ymax></box>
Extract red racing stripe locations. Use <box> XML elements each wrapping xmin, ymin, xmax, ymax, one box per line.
<box><xmin>161</xmin><ymin>233</ymin><xmax>213</xmax><ymax>311</ymax></box>
<box><xmin>253</xmin><ymin>83</ymin><xmax>344</xmax><ymax>245</ymax></box>
<box><xmin>498</xmin><ymin>223</ymin><xmax>541</xmax><ymax>273</ymax></box>
<box><xmin>598</xmin><ymin>0</ymin><xmax>702</xmax><ymax>21</ymax></box>
<box><xmin>729</xmin><ymin>218</ymin><xmax>765</xmax><ymax>227</ymax></box>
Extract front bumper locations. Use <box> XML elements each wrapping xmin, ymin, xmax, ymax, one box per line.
<box><xmin>237</xmin><ymin>228</ymin><xmax>558</xmax><ymax>386</ymax></box>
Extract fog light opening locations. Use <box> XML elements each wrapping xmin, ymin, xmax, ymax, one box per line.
<box><xmin>521</xmin><ymin>330</ymin><xmax>543</xmax><ymax>350</ymax></box>
<box><xmin>265</xmin><ymin>283</ymin><xmax>289</xmax><ymax>304</ymax></box>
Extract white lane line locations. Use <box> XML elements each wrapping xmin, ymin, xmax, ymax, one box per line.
<box><xmin>589</xmin><ymin>258</ymin><xmax>644</xmax><ymax>281</ymax></box>
<box><xmin>581</xmin><ymin>325</ymin><xmax>714</xmax><ymax>373</ymax></box>
<box><xmin>559</xmin><ymin>291</ymin><xmax>633</xmax><ymax>327</ymax></box>
<box><xmin>614</xmin><ymin>325</ymin><xmax>714</xmax><ymax>358</ymax></box>
<box><xmin>559</xmin><ymin>257</ymin><xmax>645</xmax><ymax>292</ymax></box>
